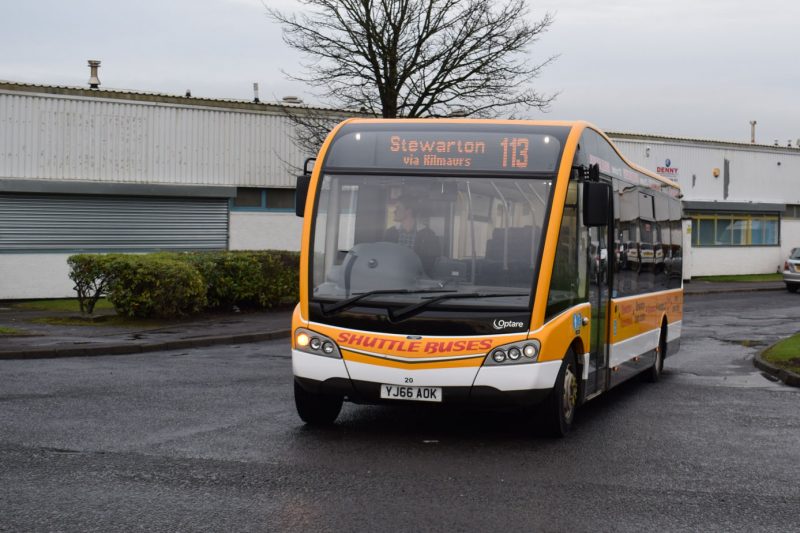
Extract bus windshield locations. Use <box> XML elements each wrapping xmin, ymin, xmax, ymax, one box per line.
<box><xmin>311</xmin><ymin>174</ymin><xmax>553</xmax><ymax>314</ymax></box>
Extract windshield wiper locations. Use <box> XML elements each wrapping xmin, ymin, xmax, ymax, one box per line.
<box><xmin>318</xmin><ymin>289</ymin><xmax>456</xmax><ymax>316</ymax></box>
<box><xmin>388</xmin><ymin>292</ymin><xmax>529</xmax><ymax>323</ymax></box>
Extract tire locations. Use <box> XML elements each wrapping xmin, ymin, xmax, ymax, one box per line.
<box><xmin>294</xmin><ymin>381</ymin><xmax>343</xmax><ymax>426</ymax></box>
<box><xmin>645</xmin><ymin>325</ymin><xmax>667</xmax><ymax>383</ymax></box>
<box><xmin>787</xmin><ymin>283</ymin><xmax>799</xmax><ymax>293</ymax></box>
<box><xmin>541</xmin><ymin>350</ymin><xmax>579</xmax><ymax>437</ymax></box>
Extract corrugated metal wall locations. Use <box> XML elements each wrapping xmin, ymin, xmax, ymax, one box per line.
<box><xmin>0</xmin><ymin>193</ymin><xmax>228</xmax><ymax>251</ymax></box>
<box><xmin>0</xmin><ymin>91</ymin><xmax>306</xmax><ymax>187</ymax></box>
<box><xmin>612</xmin><ymin>138</ymin><xmax>800</xmax><ymax>205</ymax></box>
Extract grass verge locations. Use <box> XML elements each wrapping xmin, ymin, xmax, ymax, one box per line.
<box><xmin>694</xmin><ymin>273</ymin><xmax>782</xmax><ymax>283</ymax></box>
<box><xmin>12</xmin><ymin>298</ymin><xmax>115</xmax><ymax>313</ymax></box>
<box><xmin>762</xmin><ymin>332</ymin><xmax>800</xmax><ymax>374</ymax></box>
<box><xmin>0</xmin><ymin>326</ymin><xmax>27</xmax><ymax>335</ymax></box>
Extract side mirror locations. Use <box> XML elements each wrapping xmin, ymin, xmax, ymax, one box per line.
<box><xmin>295</xmin><ymin>158</ymin><xmax>316</xmax><ymax>217</ymax></box>
<box><xmin>583</xmin><ymin>181</ymin><xmax>611</xmax><ymax>226</ymax></box>
<box><xmin>295</xmin><ymin>174</ymin><xmax>311</xmax><ymax>217</ymax></box>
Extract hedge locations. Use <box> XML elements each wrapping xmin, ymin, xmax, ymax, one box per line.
<box><xmin>67</xmin><ymin>251</ymin><xmax>300</xmax><ymax>318</ymax></box>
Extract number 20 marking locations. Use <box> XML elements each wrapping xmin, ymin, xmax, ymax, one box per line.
<box><xmin>404</xmin><ymin>377</ymin><xmax>414</xmax><ymax>384</ymax></box>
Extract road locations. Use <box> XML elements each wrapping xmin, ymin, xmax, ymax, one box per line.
<box><xmin>1</xmin><ymin>291</ymin><xmax>798</xmax><ymax>532</ymax></box>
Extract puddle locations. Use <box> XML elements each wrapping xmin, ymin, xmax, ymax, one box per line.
<box><xmin>717</xmin><ymin>338</ymin><xmax>767</xmax><ymax>347</ymax></box>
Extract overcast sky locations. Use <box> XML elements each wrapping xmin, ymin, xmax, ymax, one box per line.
<box><xmin>2</xmin><ymin>0</ymin><xmax>798</xmax><ymax>145</ymax></box>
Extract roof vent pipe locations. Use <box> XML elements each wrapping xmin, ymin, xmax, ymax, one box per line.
<box><xmin>749</xmin><ymin>120</ymin><xmax>756</xmax><ymax>144</ymax></box>
<box><xmin>282</xmin><ymin>96</ymin><xmax>303</xmax><ymax>104</ymax></box>
<box><xmin>253</xmin><ymin>83</ymin><xmax>261</xmax><ymax>103</ymax></box>
<box><xmin>87</xmin><ymin>60</ymin><xmax>101</xmax><ymax>89</ymax></box>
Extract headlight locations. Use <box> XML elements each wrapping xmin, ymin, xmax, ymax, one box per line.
<box><xmin>523</xmin><ymin>343</ymin><xmax>539</xmax><ymax>358</ymax></box>
<box><xmin>294</xmin><ymin>328</ymin><xmax>341</xmax><ymax>359</ymax></box>
<box><xmin>484</xmin><ymin>339</ymin><xmax>541</xmax><ymax>366</ymax></box>
<box><xmin>492</xmin><ymin>350</ymin><xmax>506</xmax><ymax>363</ymax></box>
<box><xmin>297</xmin><ymin>333</ymin><xmax>310</xmax><ymax>347</ymax></box>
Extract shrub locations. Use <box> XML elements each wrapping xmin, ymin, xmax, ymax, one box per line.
<box><xmin>105</xmin><ymin>255</ymin><xmax>207</xmax><ymax>318</ymax></box>
<box><xmin>254</xmin><ymin>251</ymin><xmax>300</xmax><ymax>307</ymax></box>
<box><xmin>67</xmin><ymin>250</ymin><xmax>300</xmax><ymax>318</ymax></box>
<box><xmin>67</xmin><ymin>254</ymin><xmax>114</xmax><ymax>314</ymax></box>
<box><xmin>182</xmin><ymin>252</ymin><xmax>264</xmax><ymax>309</ymax></box>
<box><xmin>181</xmin><ymin>251</ymin><xmax>299</xmax><ymax>310</ymax></box>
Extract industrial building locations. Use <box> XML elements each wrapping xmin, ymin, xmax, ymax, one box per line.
<box><xmin>0</xmin><ymin>77</ymin><xmax>332</xmax><ymax>299</ymax></box>
<box><xmin>1</xmin><ymin>73</ymin><xmax>799</xmax><ymax>299</ymax></box>
<box><xmin>609</xmin><ymin>133</ymin><xmax>800</xmax><ymax>278</ymax></box>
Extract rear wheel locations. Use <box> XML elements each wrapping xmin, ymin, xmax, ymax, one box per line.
<box><xmin>294</xmin><ymin>381</ymin><xmax>343</xmax><ymax>425</ymax></box>
<box><xmin>645</xmin><ymin>324</ymin><xmax>667</xmax><ymax>383</ymax></box>
<box><xmin>541</xmin><ymin>350</ymin><xmax>579</xmax><ymax>437</ymax></box>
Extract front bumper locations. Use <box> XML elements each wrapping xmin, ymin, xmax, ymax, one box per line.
<box><xmin>292</xmin><ymin>350</ymin><xmax>560</xmax><ymax>408</ymax></box>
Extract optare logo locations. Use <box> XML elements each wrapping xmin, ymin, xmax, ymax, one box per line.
<box><xmin>493</xmin><ymin>319</ymin><xmax>524</xmax><ymax>330</ymax></box>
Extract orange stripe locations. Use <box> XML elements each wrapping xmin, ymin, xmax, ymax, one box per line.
<box><xmin>609</xmin><ymin>289</ymin><xmax>683</xmax><ymax>343</ymax></box>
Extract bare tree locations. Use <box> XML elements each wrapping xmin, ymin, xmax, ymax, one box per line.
<box><xmin>268</xmin><ymin>0</ymin><xmax>557</xmax><ymax>154</ymax></box>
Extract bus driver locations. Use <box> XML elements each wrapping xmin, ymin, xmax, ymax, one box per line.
<box><xmin>383</xmin><ymin>196</ymin><xmax>441</xmax><ymax>274</ymax></box>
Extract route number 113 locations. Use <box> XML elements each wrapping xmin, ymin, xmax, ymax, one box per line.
<box><xmin>500</xmin><ymin>137</ymin><xmax>529</xmax><ymax>169</ymax></box>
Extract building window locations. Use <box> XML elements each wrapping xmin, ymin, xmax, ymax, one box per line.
<box><xmin>691</xmin><ymin>214</ymin><xmax>779</xmax><ymax>246</ymax></box>
<box><xmin>784</xmin><ymin>205</ymin><xmax>800</xmax><ymax>219</ymax></box>
<box><xmin>232</xmin><ymin>188</ymin><xmax>295</xmax><ymax>211</ymax></box>
<box><xmin>233</xmin><ymin>188</ymin><xmax>263</xmax><ymax>208</ymax></box>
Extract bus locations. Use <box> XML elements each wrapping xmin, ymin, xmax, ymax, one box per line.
<box><xmin>291</xmin><ymin>119</ymin><xmax>683</xmax><ymax>436</ymax></box>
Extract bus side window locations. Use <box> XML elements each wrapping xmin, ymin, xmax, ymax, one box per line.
<box><xmin>546</xmin><ymin>179</ymin><xmax>583</xmax><ymax>319</ymax></box>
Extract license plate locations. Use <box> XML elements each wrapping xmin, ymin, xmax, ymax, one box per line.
<box><xmin>380</xmin><ymin>384</ymin><xmax>442</xmax><ymax>403</ymax></box>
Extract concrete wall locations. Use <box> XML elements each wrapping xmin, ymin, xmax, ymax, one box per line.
<box><xmin>689</xmin><ymin>247</ymin><xmax>784</xmax><ymax>276</ymax></box>
<box><xmin>229</xmin><ymin>212</ymin><xmax>303</xmax><ymax>251</ymax></box>
<box><xmin>0</xmin><ymin>254</ymin><xmax>74</xmax><ymax>300</ymax></box>
<box><xmin>782</xmin><ymin>219</ymin><xmax>800</xmax><ymax>257</ymax></box>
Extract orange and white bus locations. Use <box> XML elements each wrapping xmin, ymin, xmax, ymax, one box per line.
<box><xmin>291</xmin><ymin>119</ymin><xmax>682</xmax><ymax>436</ymax></box>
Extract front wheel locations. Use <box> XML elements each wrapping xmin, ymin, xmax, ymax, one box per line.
<box><xmin>294</xmin><ymin>381</ymin><xmax>343</xmax><ymax>426</ymax></box>
<box><xmin>541</xmin><ymin>350</ymin><xmax>579</xmax><ymax>437</ymax></box>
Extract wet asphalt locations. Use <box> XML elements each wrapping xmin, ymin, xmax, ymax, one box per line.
<box><xmin>1</xmin><ymin>290</ymin><xmax>798</xmax><ymax>532</ymax></box>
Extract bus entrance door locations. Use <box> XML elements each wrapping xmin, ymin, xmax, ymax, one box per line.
<box><xmin>586</xmin><ymin>224</ymin><xmax>610</xmax><ymax>399</ymax></box>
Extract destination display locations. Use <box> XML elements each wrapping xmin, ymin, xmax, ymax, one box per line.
<box><xmin>324</xmin><ymin>126</ymin><xmax>566</xmax><ymax>174</ymax></box>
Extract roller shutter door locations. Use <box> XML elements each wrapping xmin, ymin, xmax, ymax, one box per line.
<box><xmin>0</xmin><ymin>193</ymin><xmax>228</xmax><ymax>252</ymax></box>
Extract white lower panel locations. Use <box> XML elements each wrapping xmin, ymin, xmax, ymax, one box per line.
<box><xmin>609</xmin><ymin>320</ymin><xmax>683</xmax><ymax>368</ymax></box>
<box><xmin>292</xmin><ymin>350</ymin><xmax>350</xmax><ymax>382</ymax></box>
<box><xmin>609</xmin><ymin>329</ymin><xmax>660</xmax><ymax>368</ymax></box>
<box><xmin>343</xmin><ymin>360</ymin><xmax>480</xmax><ymax>387</ymax></box>
<box><xmin>295</xmin><ymin>350</ymin><xmax>562</xmax><ymax>393</ymax></box>
<box><xmin>473</xmin><ymin>360</ymin><xmax>562</xmax><ymax>392</ymax></box>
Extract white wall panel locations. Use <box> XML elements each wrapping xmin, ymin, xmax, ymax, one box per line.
<box><xmin>689</xmin><ymin>246</ymin><xmax>783</xmax><ymax>276</ymax></box>
<box><xmin>229</xmin><ymin>212</ymin><xmax>304</xmax><ymax>251</ymax></box>
<box><xmin>0</xmin><ymin>254</ymin><xmax>74</xmax><ymax>299</ymax></box>
<box><xmin>782</xmin><ymin>220</ymin><xmax>800</xmax><ymax>257</ymax></box>
<box><xmin>0</xmin><ymin>90</ymin><xmax>311</xmax><ymax>188</ymax></box>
